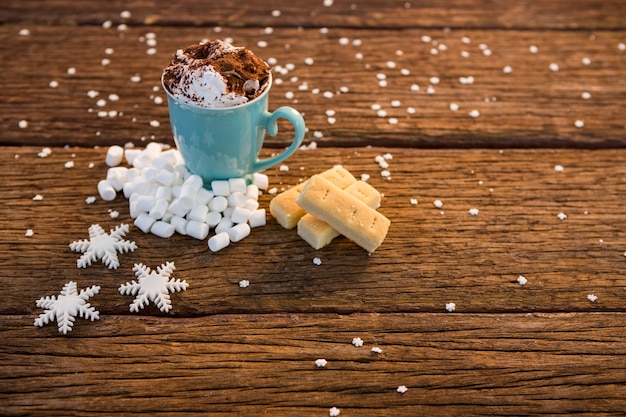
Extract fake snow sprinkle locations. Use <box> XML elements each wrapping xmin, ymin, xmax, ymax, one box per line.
<box><xmin>575</xmin><ymin>120</ymin><xmax>584</xmax><ymax>128</ymax></box>
<box><xmin>529</xmin><ymin>45</ymin><xmax>539</xmax><ymax>53</ymax></box>
<box><xmin>469</xmin><ymin>109</ymin><xmax>480</xmax><ymax>118</ymax></box>
<box><xmin>85</xmin><ymin>196</ymin><xmax>96</xmax><ymax>204</ymax></box>
<box><xmin>449</xmin><ymin>103</ymin><xmax>459</xmax><ymax>111</ymax></box>
<box><xmin>25</xmin><ymin>229</ymin><xmax>34</xmax><ymax>237</ymax></box>
<box><xmin>49</xmin><ymin>80</ymin><xmax>59</xmax><ymax>88</ymax></box>
<box><xmin>549</xmin><ymin>63</ymin><xmax>560</xmax><ymax>72</ymax></box>
<box><xmin>119</xmin><ymin>262</ymin><xmax>188</xmax><ymax>313</ymax></box>
<box><xmin>69</xmin><ymin>223</ymin><xmax>137</xmax><ymax>269</ymax></box>
<box><xmin>469</xmin><ymin>208</ymin><xmax>479</xmax><ymax>216</ymax></box>
<box><xmin>371</xmin><ymin>346</ymin><xmax>383</xmax><ymax>354</ymax></box>
<box><xmin>18</xmin><ymin>120</ymin><xmax>28</xmax><ymax>128</ymax></box>
<box><xmin>587</xmin><ymin>294</ymin><xmax>598</xmax><ymax>302</ymax></box>
<box><xmin>517</xmin><ymin>275</ymin><xmax>528</xmax><ymax>286</ymax></box>
<box><xmin>315</xmin><ymin>359</ymin><xmax>328</xmax><ymax>368</ymax></box>
<box><xmin>352</xmin><ymin>337</ymin><xmax>364</xmax><ymax>347</ymax></box>
<box><xmin>313</xmin><ymin>257</ymin><xmax>322</xmax><ymax>266</ymax></box>
<box><xmin>34</xmin><ymin>281</ymin><xmax>100</xmax><ymax>334</ymax></box>
<box><xmin>329</xmin><ymin>407</ymin><xmax>341</xmax><ymax>417</ymax></box>
<box><xmin>239</xmin><ymin>279</ymin><xmax>250</xmax><ymax>288</ymax></box>
<box><xmin>19</xmin><ymin>28</ymin><xmax>31</xmax><ymax>36</ymax></box>
<box><xmin>410</xmin><ymin>198</ymin><xmax>418</xmax><ymax>205</ymax></box>
<box><xmin>33</xmin><ymin>194</ymin><xmax>43</xmax><ymax>201</ymax></box>
<box><xmin>397</xmin><ymin>386</ymin><xmax>408</xmax><ymax>394</ymax></box>
<box><xmin>554</xmin><ymin>164</ymin><xmax>564</xmax><ymax>172</ymax></box>
<box><xmin>557</xmin><ymin>213</ymin><xmax>568</xmax><ymax>221</ymax></box>
<box><xmin>581</xmin><ymin>91</ymin><xmax>591</xmax><ymax>100</ymax></box>
<box><xmin>433</xmin><ymin>200</ymin><xmax>443</xmax><ymax>209</ymax></box>
<box><xmin>445</xmin><ymin>302</ymin><xmax>456</xmax><ymax>312</ymax></box>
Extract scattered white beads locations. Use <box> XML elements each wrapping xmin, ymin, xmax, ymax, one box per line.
<box><xmin>445</xmin><ymin>302</ymin><xmax>456</xmax><ymax>312</ymax></box>
<box><xmin>397</xmin><ymin>385</ymin><xmax>408</xmax><ymax>394</ymax></box>
<box><xmin>517</xmin><ymin>275</ymin><xmax>528</xmax><ymax>286</ymax></box>
<box><xmin>315</xmin><ymin>358</ymin><xmax>328</xmax><ymax>368</ymax></box>
<box><xmin>587</xmin><ymin>294</ymin><xmax>598</xmax><ymax>302</ymax></box>
<box><xmin>352</xmin><ymin>337</ymin><xmax>364</xmax><ymax>347</ymax></box>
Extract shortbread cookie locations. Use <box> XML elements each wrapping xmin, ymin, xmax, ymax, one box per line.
<box><xmin>296</xmin><ymin>175</ymin><xmax>390</xmax><ymax>252</ymax></box>
<box><xmin>297</xmin><ymin>181</ymin><xmax>381</xmax><ymax>249</ymax></box>
<box><xmin>269</xmin><ymin>166</ymin><xmax>356</xmax><ymax>229</ymax></box>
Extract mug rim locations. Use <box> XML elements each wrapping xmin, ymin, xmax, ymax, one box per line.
<box><xmin>161</xmin><ymin>71</ymin><xmax>273</xmax><ymax>111</ymax></box>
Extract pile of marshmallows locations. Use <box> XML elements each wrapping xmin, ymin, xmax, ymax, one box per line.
<box><xmin>98</xmin><ymin>143</ymin><xmax>269</xmax><ymax>252</ymax></box>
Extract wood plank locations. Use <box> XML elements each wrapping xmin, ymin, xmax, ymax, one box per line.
<box><xmin>1</xmin><ymin>25</ymin><xmax>625</xmax><ymax>148</ymax></box>
<box><xmin>1</xmin><ymin>312</ymin><xmax>625</xmax><ymax>416</ymax></box>
<box><xmin>2</xmin><ymin>146</ymin><xmax>626</xmax><ymax>316</ymax></box>
<box><xmin>2</xmin><ymin>0</ymin><xmax>625</xmax><ymax>30</ymax></box>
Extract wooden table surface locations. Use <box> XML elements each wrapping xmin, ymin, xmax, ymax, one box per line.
<box><xmin>1</xmin><ymin>1</ymin><xmax>626</xmax><ymax>415</ymax></box>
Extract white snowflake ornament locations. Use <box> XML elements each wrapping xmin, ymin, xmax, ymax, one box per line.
<box><xmin>70</xmin><ymin>223</ymin><xmax>137</xmax><ymax>269</ymax></box>
<box><xmin>119</xmin><ymin>262</ymin><xmax>188</xmax><ymax>313</ymax></box>
<box><xmin>34</xmin><ymin>281</ymin><xmax>100</xmax><ymax>334</ymax></box>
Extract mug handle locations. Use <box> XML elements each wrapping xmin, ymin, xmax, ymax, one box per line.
<box><xmin>253</xmin><ymin>106</ymin><xmax>306</xmax><ymax>173</ymax></box>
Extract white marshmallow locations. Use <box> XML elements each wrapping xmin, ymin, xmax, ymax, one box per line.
<box><xmin>106</xmin><ymin>145</ymin><xmax>124</xmax><ymax>167</ymax></box>
<box><xmin>228</xmin><ymin>177</ymin><xmax>247</xmax><ymax>193</ymax></box>
<box><xmin>149</xmin><ymin>198</ymin><xmax>169</xmax><ymax>219</ymax></box>
<box><xmin>125</xmin><ymin>167</ymin><xmax>141</xmax><ymax>183</ymax></box>
<box><xmin>205</xmin><ymin>211</ymin><xmax>222</xmax><ymax>227</ymax></box>
<box><xmin>170</xmin><ymin>215</ymin><xmax>188</xmax><ymax>235</ymax></box>
<box><xmin>211</xmin><ymin>180</ymin><xmax>230</xmax><ymax>196</ymax></box>
<box><xmin>151</xmin><ymin>221</ymin><xmax>175</xmax><ymax>238</ymax></box>
<box><xmin>208</xmin><ymin>232</ymin><xmax>230</xmax><ymax>252</ymax></box>
<box><xmin>132</xmin><ymin>176</ymin><xmax>151</xmax><ymax>195</ymax></box>
<box><xmin>245</xmin><ymin>198</ymin><xmax>260</xmax><ymax>211</ymax></box>
<box><xmin>124</xmin><ymin>148</ymin><xmax>142</xmax><ymax>165</ymax></box>
<box><xmin>231</xmin><ymin>206</ymin><xmax>251</xmax><ymax>224</ymax></box>
<box><xmin>179</xmin><ymin>174</ymin><xmax>203</xmax><ymax>209</ymax></box>
<box><xmin>143</xmin><ymin>167</ymin><xmax>158</xmax><ymax>183</ymax></box>
<box><xmin>97</xmin><ymin>179</ymin><xmax>117</xmax><ymax>201</ymax></box>
<box><xmin>228</xmin><ymin>191</ymin><xmax>247</xmax><ymax>208</ymax></box>
<box><xmin>129</xmin><ymin>200</ymin><xmax>141</xmax><ymax>219</ymax></box>
<box><xmin>168</xmin><ymin>198</ymin><xmax>190</xmax><ymax>217</ymax></box>
<box><xmin>209</xmin><ymin>195</ymin><xmax>228</xmax><ymax>212</ymax></box>
<box><xmin>123</xmin><ymin>182</ymin><xmax>135</xmax><ymax>199</ymax></box>
<box><xmin>155</xmin><ymin>168</ymin><xmax>176</xmax><ymax>186</ymax></box>
<box><xmin>186</xmin><ymin>220</ymin><xmax>209</xmax><ymax>240</ymax></box>
<box><xmin>188</xmin><ymin>204</ymin><xmax>209</xmax><ymax>222</ymax></box>
<box><xmin>228</xmin><ymin>223</ymin><xmax>250</xmax><ymax>242</ymax></box>
<box><xmin>246</xmin><ymin>184</ymin><xmax>259</xmax><ymax>200</ymax></box>
<box><xmin>106</xmin><ymin>167</ymin><xmax>127</xmax><ymax>191</ymax></box>
<box><xmin>135</xmin><ymin>195</ymin><xmax>156</xmax><ymax>212</ymax></box>
<box><xmin>195</xmin><ymin>188</ymin><xmax>214</xmax><ymax>206</ymax></box>
<box><xmin>215</xmin><ymin>217</ymin><xmax>233</xmax><ymax>234</ymax></box>
<box><xmin>145</xmin><ymin>142</ymin><xmax>162</xmax><ymax>157</ymax></box>
<box><xmin>248</xmin><ymin>209</ymin><xmax>267</xmax><ymax>228</ymax></box>
<box><xmin>134</xmin><ymin>212</ymin><xmax>156</xmax><ymax>233</ymax></box>
<box><xmin>155</xmin><ymin>186</ymin><xmax>172</xmax><ymax>201</ymax></box>
<box><xmin>252</xmin><ymin>172</ymin><xmax>269</xmax><ymax>190</ymax></box>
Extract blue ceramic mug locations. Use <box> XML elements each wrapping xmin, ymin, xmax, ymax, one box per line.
<box><xmin>162</xmin><ymin>73</ymin><xmax>305</xmax><ymax>186</ymax></box>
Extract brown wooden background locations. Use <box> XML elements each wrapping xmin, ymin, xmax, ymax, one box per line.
<box><xmin>1</xmin><ymin>1</ymin><xmax>626</xmax><ymax>416</ymax></box>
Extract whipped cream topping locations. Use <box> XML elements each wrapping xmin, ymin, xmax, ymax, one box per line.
<box><xmin>163</xmin><ymin>40</ymin><xmax>271</xmax><ymax>108</ymax></box>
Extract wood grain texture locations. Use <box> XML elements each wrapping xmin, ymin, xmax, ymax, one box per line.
<box><xmin>1</xmin><ymin>25</ymin><xmax>625</xmax><ymax>148</ymax></box>
<box><xmin>1</xmin><ymin>313</ymin><xmax>625</xmax><ymax>416</ymax></box>
<box><xmin>2</xmin><ymin>0</ymin><xmax>625</xmax><ymax>29</ymax></box>
<box><xmin>2</xmin><ymin>1</ymin><xmax>626</xmax><ymax>415</ymax></box>
<box><xmin>2</xmin><ymin>146</ymin><xmax>625</xmax><ymax>317</ymax></box>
